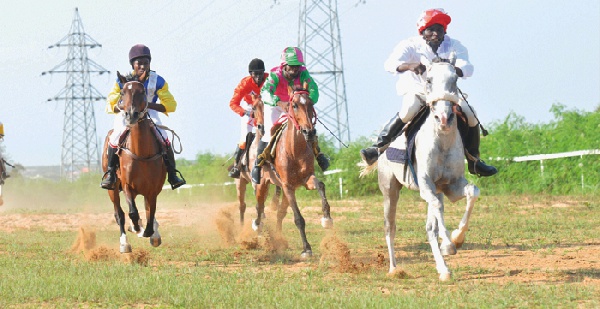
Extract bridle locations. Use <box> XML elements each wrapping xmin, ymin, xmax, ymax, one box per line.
<box><xmin>119</xmin><ymin>81</ymin><xmax>149</xmax><ymax>123</ymax></box>
<box><xmin>287</xmin><ymin>89</ymin><xmax>317</xmax><ymax>130</ymax></box>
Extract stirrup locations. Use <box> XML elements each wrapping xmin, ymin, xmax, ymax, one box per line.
<box><xmin>228</xmin><ymin>167</ymin><xmax>241</xmax><ymax>179</ymax></box>
<box><xmin>100</xmin><ymin>171</ymin><xmax>117</xmax><ymax>190</ymax></box>
<box><xmin>468</xmin><ymin>159</ymin><xmax>498</xmax><ymax>177</ymax></box>
<box><xmin>168</xmin><ymin>170</ymin><xmax>186</xmax><ymax>190</ymax></box>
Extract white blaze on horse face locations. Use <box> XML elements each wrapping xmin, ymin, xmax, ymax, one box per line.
<box><xmin>127</xmin><ymin>84</ymin><xmax>133</xmax><ymax>90</ymax></box>
<box><xmin>299</xmin><ymin>96</ymin><xmax>306</xmax><ymax>105</ymax></box>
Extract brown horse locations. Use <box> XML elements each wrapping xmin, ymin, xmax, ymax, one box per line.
<box><xmin>235</xmin><ymin>96</ymin><xmax>282</xmax><ymax>224</ymax></box>
<box><xmin>253</xmin><ymin>87</ymin><xmax>333</xmax><ymax>257</ymax></box>
<box><xmin>102</xmin><ymin>71</ymin><xmax>166</xmax><ymax>253</ymax></box>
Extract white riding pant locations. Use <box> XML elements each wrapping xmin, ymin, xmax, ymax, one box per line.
<box><xmin>108</xmin><ymin>109</ymin><xmax>168</xmax><ymax>148</ymax></box>
<box><xmin>400</xmin><ymin>92</ymin><xmax>478</xmax><ymax>127</ymax></box>
<box><xmin>261</xmin><ymin>104</ymin><xmax>285</xmax><ymax>143</ymax></box>
<box><xmin>238</xmin><ymin>114</ymin><xmax>254</xmax><ymax>144</ymax></box>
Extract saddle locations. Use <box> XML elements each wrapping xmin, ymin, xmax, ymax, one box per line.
<box><xmin>386</xmin><ymin>105</ymin><xmax>468</xmax><ymax>165</ymax></box>
<box><xmin>257</xmin><ymin>122</ymin><xmax>287</xmax><ymax>167</ymax></box>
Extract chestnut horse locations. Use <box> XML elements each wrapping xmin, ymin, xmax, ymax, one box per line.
<box><xmin>253</xmin><ymin>87</ymin><xmax>333</xmax><ymax>258</ymax></box>
<box><xmin>102</xmin><ymin>72</ymin><xmax>166</xmax><ymax>253</ymax></box>
<box><xmin>235</xmin><ymin>97</ymin><xmax>282</xmax><ymax>224</ymax></box>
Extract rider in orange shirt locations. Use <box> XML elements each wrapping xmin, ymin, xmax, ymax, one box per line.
<box><xmin>228</xmin><ymin>58</ymin><xmax>268</xmax><ymax>178</ymax></box>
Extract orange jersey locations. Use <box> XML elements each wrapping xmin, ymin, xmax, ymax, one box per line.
<box><xmin>229</xmin><ymin>74</ymin><xmax>268</xmax><ymax>116</ymax></box>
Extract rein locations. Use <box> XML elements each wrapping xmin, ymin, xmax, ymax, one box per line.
<box><xmin>118</xmin><ymin>116</ymin><xmax>164</xmax><ymax>162</ymax></box>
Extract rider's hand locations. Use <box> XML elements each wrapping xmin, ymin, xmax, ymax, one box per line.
<box><xmin>244</xmin><ymin>109</ymin><xmax>253</xmax><ymax>118</ymax></box>
<box><xmin>411</xmin><ymin>63</ymin><xmax>426</xmax><ymax>75</ymax></box>
<box><xmin>454</xmin><ymin>66</ymin><xmax>464</xmax><ymax>77</ymax></box>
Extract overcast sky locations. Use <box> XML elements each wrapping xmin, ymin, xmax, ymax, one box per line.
<box><xmin>1</xmin><ymin>0</ymin><xmax>598</xmax><ymax>166</ymax></box>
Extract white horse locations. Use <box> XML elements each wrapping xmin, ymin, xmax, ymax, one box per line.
<box><xmin>362</xmin><ymin>61</ymin><xmax>479</xmax><ymax>281</ymax></box>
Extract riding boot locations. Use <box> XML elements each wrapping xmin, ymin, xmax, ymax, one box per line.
<box><xmin>463</xmin><ymin>125</ymin><xmax>498</xmax><ymax>177</ymax></box>
<box><xmin>311</xmin><ymin>140</ymin><xmax>330</xmax><ymax>171</ymax></box>
<box><xmin>164</xmin><ymin>144</ymin><xmax>186</xmax><ymax>189</ymax></box>
<box><xmin>101</xmin><ymin>147</ymin><xmax>119</xmax><ymax>190</ymax></box>
<box><xmin>251</xmin><ymin>141</ymin><xmax>268</xmax><ymax>184</ymax></box>
<box><xmin>228</xmin><ymin>145</ymin><xmax>244</xmax><ymax>179</ymax></box>
<box><xmin>360</xmin><ymin>113</ymin><xmax>405</xmax><ymax>166</ymax></box>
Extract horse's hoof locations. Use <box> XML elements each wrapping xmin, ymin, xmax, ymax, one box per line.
<box><xmin>439</xmin><ymin>272</ymin><xmax>452</xmax><ymax>281</ymax></box>
<box><xmin>321</xmin><ymin>217</ymin><xmax>333</xmax><ymax>229</ymax></box>
<box><xmin>252</xmin><ymin>219</ymin><xmax>262</xmax><ymax>232</ymax></box>
<box><xmin>300</xmin><ymin>250</ymin><xmax>313</xmax><ymax>258</ymax></box>
<box><xmin>440</xmin><ymin>243</ymin><xmax>457</xmax><ymax>256</ymax></box>
<box><xmin>120</xmin><ymin>243</ymin><xmax>132</xmax><ymax>254</ymax></box>
<box><xmin>451</xmin><ymin>229</ymin><xmax>465</xmax><ymax>249</ymax></box>
<box><xmin>150</xmin><ymin>236</ymin><xmax>161</xmax><ymax>247</ymax></box>
<box><xmin>142</xmin><ymin>229</ymin><xmax>154</xmax><ymax>238</ymax></box>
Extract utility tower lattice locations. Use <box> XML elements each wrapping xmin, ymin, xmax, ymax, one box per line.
<box><xmin>298</xmin><ymin>0</ymin><xmax>350</xmax><ymax>147</ymax></box>
<box><xmin>42</xmin><ymin>8</ymin><xmax>109</xmax><ymax>181</ymax></box>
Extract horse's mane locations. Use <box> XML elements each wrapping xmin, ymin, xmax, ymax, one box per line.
<box><xmin>123</xmin><ymin>73</ymin><xmax>142</xmax><ymax>82</ymax></box>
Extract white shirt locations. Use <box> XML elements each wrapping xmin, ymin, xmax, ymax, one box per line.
<box><xmin>384</xmin><ymin>35</ymin><xmax>474</xmax><ymax>95</ymax></box>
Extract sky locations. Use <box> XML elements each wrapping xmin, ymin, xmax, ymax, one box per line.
<box><xmin>1</xmin><ymin>0</ymin><xmax>598</xmax><ymax>167</ymax></box>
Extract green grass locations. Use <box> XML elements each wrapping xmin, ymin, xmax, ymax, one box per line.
<box><xmin>0</xmin><ymin>178</ymin><xmax>599</xmax><ymax>308</ymax></box>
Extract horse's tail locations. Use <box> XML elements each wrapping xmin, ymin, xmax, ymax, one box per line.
<box><xmin>359</xmin><ymin>160</ymin><xmax>378</xmax><ymax>178</ymax></box>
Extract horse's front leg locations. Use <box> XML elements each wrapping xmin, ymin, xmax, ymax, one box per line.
<box><xmin>143</xmin><ymin>195</ymin><xmax>161</xmax><ymax>247</ymax></box>
<box><xmin>124</xmin><ymin>191</ymin><xmax>144</xmax><ymax>237</ymax></box>
<box><xmin>420</xmin><ymin>180</ymin><xmax>453</xmax><ymax>281</ymax></box>
<box><xmin>269</xmin><ymin>185</ymin><xmax>282</xmax><ymax>212</ymax></box>
<box><xmin>448</xmin><ymin>181</ymin><xmax>480</xmax><ymax>249</ymax></box>
<box><xmin>236</xmin><ymin>178</ymin><xmax>247</xmax><ymax>225</ymax></box>
<box><xmin>305</xmin><ymin>175</ymin><xmax>333</xmax><ymax>229</ymax></box>
<box><xmin>110</xmin><ymin>189</ymin><xmax>131</xmax><ymax>253</ymax></box>
<box><xmin>283</xmin><ymin>186</ymin><xmax>312</xmax><ymax>258</ymax></box>
<box><xmin>252</xmin><ymin>182</ymin><xmax>269</xmax><ymax>232</ymax></box>
<box><xmin>276</xmin><ymin>191</ymin><xmax>289</xmax><ymax>233</ymax></box>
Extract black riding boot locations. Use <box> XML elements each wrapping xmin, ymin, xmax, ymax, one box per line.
<box><xmin>312</xmin><ymin>140</ymin><xmax>330</xmax><ymax>171</ymax></box>
<box><xmin>360</xmin><ymin>113</ymin><xmax>405</xmax><ymax>166</ymax></box>
<box><xmin>101</xmin><ymin>147</ymin><xmax>119</xmax><ymax>190</ymax></box>
<box><xmin>251</xmin><ymin>141</ymin><xmax>268</xmax><ymax>184</ymax></box>
<box><xmin>164</xmin><ymin>145</ymin><xmax>186</xmax><ymax>189</ymax></box>
<box><xmin>464</xmin><ymin>126</ymin><xmax>498</xmax><ymax>177</ymax></box>
<box><xmin>228</xmin><ymin>145</ymin><xmax>244</xmax><ymax>179</ymax></box>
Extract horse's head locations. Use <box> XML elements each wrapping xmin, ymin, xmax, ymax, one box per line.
<box><xmin>287</xmin><ymin>85</ymin><xmax>316</xmax><ymax>142</ymax></box>
<box><xmin>117</xmin><ymin>71</ymin><xmax>148</xmax><ymax>126</ymax></box>
<box><xmin>425</xmin><ymin>62</ymin><xmax>460</xmax><ymax>133</ymax></box>
<box><xmin>251</xmin><ymin>94</ymin><xmax>265</xmax><ymax>137</ymax></box>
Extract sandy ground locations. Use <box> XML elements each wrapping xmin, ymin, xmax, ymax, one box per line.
<box><xmin>1</xmin><ymin>197</ymin><xmax>599</xmax><ymax>286</ymax></box>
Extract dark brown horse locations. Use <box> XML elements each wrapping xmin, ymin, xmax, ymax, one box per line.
<box><xmin>102</xmin><ymin>72</ymin><xmax>166</xmax><ymax>253</ymax></box>
<box><xmin>253</xmin><ymin>87</ymin><xmax>333</xmax><ymax>257</ymax></box>
<box><xmin>235</xmin><ymin>96</ymin><xmax>282</xmax><ymax>224</ymax></box>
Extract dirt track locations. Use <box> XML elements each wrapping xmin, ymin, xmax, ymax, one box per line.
<box><xmin>1</xmin><ymin>199</ymin><xmax>599</xmax><ymax>286</ymax></box>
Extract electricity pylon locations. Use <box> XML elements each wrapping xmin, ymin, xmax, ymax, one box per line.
<box><xmin>298</xmin><ymin>0</ymin><xmax>350</xmax><ymax>148</ymax></box>
<box><xmin>42</xmin><ymin>8</ymin><xmax>109</xmax><ymax>181</ymax></box>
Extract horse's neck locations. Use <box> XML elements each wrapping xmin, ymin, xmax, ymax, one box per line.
<box><xmin>281</xmin><ymin>125</ymin><xmax>309</xmax><ymax>155</ymax></box>
<box><xmin>419</xmin><ymin>117</ymin><xmax>460</xmax><ymax>151</ymax></box>
<box><xmin>127</xmin><ymin>121</ymin><xmax>161</xmax><ymax>155</ymax></box>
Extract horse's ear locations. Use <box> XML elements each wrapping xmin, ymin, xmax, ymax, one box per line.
<box><xmin>302</xmin><ymin>81</ymin><xmax>308</xmax><ymax>91</ymax></box>
<box><xmin>117</xmin><ymin>71</ymin><xmax>127</xmax><ymax>84</ymax></box>
<box><xmin>287</xmin><ymin>85</ymin><xmax>294</xmax><ymax>97</ymax></box>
